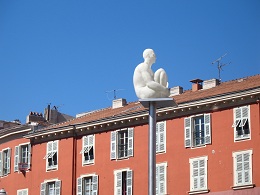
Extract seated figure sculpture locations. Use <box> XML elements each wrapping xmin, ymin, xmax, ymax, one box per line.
<box><xmin>133</xmin><ymin>49</ymin><xmax>170</xmax><ymax>99</ymax></box>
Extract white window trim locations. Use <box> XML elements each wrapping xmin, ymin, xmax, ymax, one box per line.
<box><xmin>184</xmin><ymin>114</ymin><xmax>211</xmax><ymax>148</ymax></box>
<box><xmin>232</xmin><ymin>149</ymin><xmax>253</xmax><ymax>189</ymax></box>
<box><xmin>81</xmin><ymin>135</ymin><xmax>95</xmax><ymax>166</ymax></box>
<box><xmin>114</xmin><ymin>168</ymin><xmax>133</xmax><ymax>195</ymax></box>
<box><xmin>41</xmin><ymin>178</ymin><xmax>61</xmax><ymax>195</ymax></box>
<box><xmin>156</xmin><ymin>162</ymin><xmax>167</xmax><ymax>195</ymax></box>
<box><xmin>77</xmin><ymin>173</ymin><xmax>99</xmax><ymax>195</ymax></box>
<box><xmin>0</xmin><ymin>147</ymin><xmax>11</xmax><ymax>177</ymax></box>
<box><xmin>110</xmin><ymin>128</ymin><xmax>134</xmax><ymax>160</ymax></box>
<box><xmin>156</xmin><ymin>121</ymin><xmax>166</xmax><ymax>154</ymax></box>
<box><xmin>44</xmin><ymin>140</ymin><xmax>59</xmax><ymax>171</ymax></box>
<box><xmin>233</xmin><ymin>105</ymin><xmax>251</xmax><ymax>142</ymax></box>
<box><xmin>17</xmin><ymin>188</ymin><xmax>28</xmax><ymax>195</ymax></box>
<box><xmin>189</xmin><ymin>156</ymin><xmax>209</xmax><ymax>194</ymax></box>
<box><xmin>14</xmin><ymin>142</ymin><xmax>31</xmax><ymax>172</ymax></box>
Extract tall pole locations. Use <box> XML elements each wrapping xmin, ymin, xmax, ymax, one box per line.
<box><xmin>148</xmin><ymin>101</ymin><xmax>157</xmax><ymax>195</ymax></box>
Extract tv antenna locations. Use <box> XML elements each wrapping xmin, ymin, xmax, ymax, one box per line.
<box><xmin>106</xmin><ymin>89</ymin><xmax>125</xmax><ymax>100</ymax></box>
<box><xmin>212</xmin><ymin>53</ymin><xmax>231</xmax><ymax>81</ymax></box>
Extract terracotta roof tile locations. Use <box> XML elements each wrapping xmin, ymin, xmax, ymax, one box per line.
<box><xmin>36</xmin><ymin>74</ymin><xmax>260</xmax><ymax>131</ymax></box>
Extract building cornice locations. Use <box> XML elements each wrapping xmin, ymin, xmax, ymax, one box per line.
<box><xmin>25</xmin><ymin>87</ymin><xmax>260</xmax><ymax>142</ymax></box>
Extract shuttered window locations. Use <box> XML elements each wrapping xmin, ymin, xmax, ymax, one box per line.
<box><xmin>77</xmin><ymin>174</ymin><xmax>98</xmax><ymax>195</ymax></box>
<box><xmin>156</xmin><ymin>163</ymin><xmax>167</xmax><ymax>195</ymax></box>
<box><xmin>233</xmin><ymin>150</ymin><xmax>253</xmax><ymax>187</ymax></box>
<box><xmin>189</xmin><ymin>156</ymin><xmax>208</xmax><ymax>192</ymax></box>
<box><xmin>40</xmin><ymin>180</ymin><xmax>61</xmax><ymax>195</ymax></box>
<box><xmin>0</xmin><ymin>148</ymin><xmax>11</xmax><ymax>176</ymax></box>
<box><xmin>80</xmin><ymin>135</ymin><xmax>95</xmax><ymax>165</ymax></box>
<box><xmin>114</xmin><ymin>169</ymin><xmax>133</xmax><ymax>195</ymax></box>
<box><xmin>156</xmin><ymin>121</ymin><xmax>166</xmax><ymax>153</ymax></box>
<box><xmin>44</xmin><ymin>140</ymin><xmax>58</xmax><ymax>170</ymax></box>
<box><xmin>110</xmin><ymin>128</ymin><xmax>134</xmax><ymax>160</ymax></box>
<box><xmin>184</xmin><ymin>114</ymin><xmax>211</xmax><ymax>148</ymax></box>
<box><xmin>14</xmin><ymin>143</ymin><xmax>31</xmax><ymax>172</ymax></box>
<box><xmin>233</xmin><ymin>106</ymin><xmax>250</xmax><ymax>141</ymax></box>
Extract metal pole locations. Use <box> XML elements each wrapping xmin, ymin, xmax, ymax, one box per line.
<box><xmin>148</xmin><ymin>101</ymin><xmax>156</xmax><ymax>195</ymax></box>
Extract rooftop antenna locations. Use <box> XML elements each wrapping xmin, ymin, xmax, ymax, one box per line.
<box><xmin>106</xmin><ymin>89</ymin><xmax>125</xmax><ymax>100</ymax></box>
<box><xmin>212</xmin><ymin>53</ymin><xmax>231</xmax><ymax>81</ymax></box>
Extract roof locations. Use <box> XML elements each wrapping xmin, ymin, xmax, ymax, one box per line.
<box><xmin>31</xmin><ymin>74</ymin><xmax>260</xmax><ymax>133</ymax></box>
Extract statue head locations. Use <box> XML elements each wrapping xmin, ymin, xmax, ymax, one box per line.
<box><xmin>143</xmin><ymin>48</ymin><xmax>156</xmax><ymax>64</ymax></box>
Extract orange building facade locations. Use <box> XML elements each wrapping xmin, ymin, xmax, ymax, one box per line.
<box><xmin>0</xmin><ymin>75</ymin><xmax>260</xmax><ymax>195</ymax></box>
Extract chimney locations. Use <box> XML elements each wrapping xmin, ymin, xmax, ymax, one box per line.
<box><xmin>170</xmin><ymin>86</ymin><xmax>183</xmax><ymax>96</ymax></box>
<box><xmin>112</xmin><ymin>98</ymin><xmax>127</xmax><ymax>109</ymax></box>
<box><xmin>190</xmin><ymin>79</ymin><xmax>203</xmax><ymax>92</ymax></box>
<box><xmin>203</xmin><ymin>78</ymin><xmax>220</xmax><ymax>89</ymax></box>
<box><xmin>26</xmin><ymin>112</ymin><xmax>45</xmax><ymax>123</ymax></box>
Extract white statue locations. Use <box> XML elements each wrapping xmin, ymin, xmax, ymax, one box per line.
<box><xmin>133</xmin><ymin>49</ymin><xmax>170</xmax><ymax>99</ymax></box>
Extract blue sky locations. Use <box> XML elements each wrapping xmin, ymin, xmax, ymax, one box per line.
<box><xmin>0</xmin><ymin>1</ymin><xmax>259</xmax><ymax>123</ymax></box>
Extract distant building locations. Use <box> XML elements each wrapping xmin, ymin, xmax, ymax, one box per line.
<box><xmin>0</xmin><ymin>75</ymin><xmax>260</xmax><ymax>195</ymax></box>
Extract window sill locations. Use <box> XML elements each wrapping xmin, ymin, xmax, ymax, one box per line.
<box><xmin>188</xmin><ymin>189</ymin><xmax>209</xmax><ymax>194</ymax></box>
<box><xmin>234</xmin><ymin>137</ymin><xmax>250</xmax><ymax>142</ymax></box>
<box><xmin>232</xmin><ymin>184</ymin><xmax>255</xmax><ymax>190</ymax></box>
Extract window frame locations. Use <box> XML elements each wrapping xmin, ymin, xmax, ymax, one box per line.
<box><xmin>233</xmin><ymin>105</ymin><xmax>251</xmax><ymax>141</ymax></box>
<box><xmin>114</xmin><ymin>168</ymin><xmax>133</xmax><ymax>195</ymax></box>
<box><xmin>44</xmin><ymin>140</ymin><xmax>59</xmax><ymax>171</ymax></box>
<box><xmin>156</xmin><ymin>162</ymin><xmax>167</xmax><ymax>195</ymax></box>
<box><xmin>232</xmin><ymin>149</ymin><xmax>253</xmax><ymax>189</ymax></box>
<box><xmin>0</xmin><ymin>148</ymin><xmax>11</xmax><ymax>177</ymax></box>
<box><xmin>184</xmin><ymin>114</ymin><xmax>211</xmax><ymax>148</ymax></box>
<box><xmin>77</xmin><ymin>174</ymin><xmax>99</xmax><ymax>195</ymax></box>
<box><xmin>189</xmin><ymin>156</ymin><xmax>209</xmax><ymax>194</ymax></box>
<box><xmin>40</xmin><ymin>179</ymin><xmax>61</xmax><ymax>195</ymax></box>
<box><xmin>156</xmin><ymin>121</ymin><xmax>166</xmax><ymax>154</ymax></box>
<box><xmin>110</xmin><ymin>128</ymin><xmax>134</xmax><ymax>160</ymax></box>
<box><xmin>14</xmin><ymin>142</ymin><xmax>31</xmax><ymax>172</ymax></box>
<box><xmin>17</xmin><ymin>188</ymin><xmax>28</xmax><ymax>195</ymax></box>
<box><xmin>80</xmin><ymin>135</ymin><xmax>95</xmax><ymax>166</ymax></box>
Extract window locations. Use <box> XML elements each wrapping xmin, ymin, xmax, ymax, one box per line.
<box><xmin>233</xmin><ymin>106</ymin><xmax>250</xmax><ymax>141</ymax></box>
<box><xmin>156</xmin><ymin>163</ymin><xmax>167</xmax><ymax>195</ymax></box>
<box><xmin>17</xmin><ymin>189</ymin><xmax>28</xmax><ymax>195</ymax></box>
<box><xmin>232</xmin><ymin>150</ymin><xmax>253</xmax><ymax>189</ymax></box>
<box><xmin>14</xmin><ymin>143</ymin><xmax>31</xmax><ymax>172</ymax></box>
<box><xmin>111</xmin><ymin>128</ymin><xmax>134</xmax><ymax>160</ymax></box>
<box><xmin>80</xmin><ymin>135</ymin><xmax>94</xmax><ymax>165</ymax></box>
<box><xmin>189</xmin><ymin>156</ymin><xmax>208</xmax><ymax>194</ymax></box>
<box><xmin>114</xmin><ymin>169</ymin><xmax>132</xmax><ymax>195</ymax></box>
<box><xmin>156</xmin><ymin>121</ymin><xmax>166</xmax><ymax>153</ymax></box>
<box><xmin>40</xmin><ymin>180</ymin><xmax>61</xmax><ymax>195</ymax></box>
<box><xmin>44</xmin><ymin>140</ymin><xmax>58</xmax><ymax>170</ymax></box>
<box><xmin>77</xmin><ymin>174</ymin><xmax>98</xmax><ymax>195</ymax></box>
<box><xmin>0</xmin><ymin>148</ymin><xmax>11</xmax><ymax>176</ymax></box>
<box><xmin>184</xmin><ymin>114</ymin><xmax>211</xmax><ymax>148</ymax></box>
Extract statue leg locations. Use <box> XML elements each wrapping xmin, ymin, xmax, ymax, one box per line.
<box><xmin>154</xmin><ymin>68</ymin><xmax>168</xmax><ymax>87</ymax></box>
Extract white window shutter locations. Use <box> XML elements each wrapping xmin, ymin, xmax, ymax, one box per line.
<box><xmin>28</xmin><ymin>144</ymin><xmax>31</xmax><ymax>169</ymax></box>
<box><xmin>55</xmin><ymin>180</ymin><xmax>61</xmax><ymax>195</ymax></box>
<box><xmin>40</xmin><ymin>182</ymin><xmax>46</xmax><ymax>195</ymax></box>
<box><xmin>14</xmin><ymin>146</ymin><xmax>19</xmax><ymax>172</ymax></box>
<box><xmin>199</xmin><ymin>159</ymin><xmax>206</xmax><ymax>189</ymax></box>
<box><xmin>234</xmin><ymin>107</ymin><xmax>242</xmax><ymax>128</ymax></box>
<box><xmin>242</xmin><ymin>106</ymin><xmax>248</xmax><ymax>118</ymax></box>
<box><xmin>46</xmin><ymin>141</ymin><xmax>53</xmax><ymax>159</ymax></box>
<box><xmin>235</xmin><ymin>154</ymin><xmax>243</xmax><ymax>185</ymax></box>
<box><xmin>243</xmin><ymin>153</ymin><xmax>250</xmax><ymax>183</ymax></box>
<box><xmin>53</xmin><ymin>140</ymin><xmax>58</xmax><ymax>153</ymax></box>
<box><xmin>184</xmin><ymin>117</ymin><xmax>192</xmax><ymax>147</ymax></box>
<box><xmin>158</xmin><ymin>164</ymin><xmax>166</xmax><ymax>194</ymax></box>
<box><xmin>115</xmin><ymin>171</ymin><xmax>122</xmax><ymax>195</ymax></box>
<box><xmin>111</xmin><ymin>131</ymin><xmax>117</xmax><ymax>160</ymax></box>
<box><xmin>159</xmin><ymin>122</ymin><xmax>166</xmax><ymax>152</ymax></box>
<box><xmin>92</xmin><ymin>175</ymin><xmax>99</xmax><ymax>195</ymax></box>
<box><xmin>0</xmin><ymin>151</ymin><xmax>3</xmax><ymax>176</ymax></box>
<box><xmin>204</xmin><ymin>114</ymin><xmax>211</xmax><ymax>144</ymax></box>
<box><xmin>77</xmin><ymin>177</ymin><xmax>82</xmax><ymax>195</ymax></box>
<box><xmin>7</xmin><ymin>148</ymin><xmax>11</xmax><ymax>174</ymax></box>
<box><xmin>126</xmin><ymin>170</ymin><xmax>133</xmax><ymax>195</ymax></box>
<box><xmin>128</xmin><ymin>128</ymin><xmax>134</xmax><ymax>157</ymax></box>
